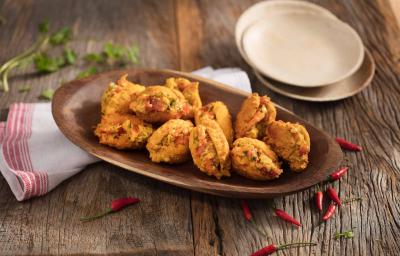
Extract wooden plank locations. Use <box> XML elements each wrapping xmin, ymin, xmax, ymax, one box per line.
<box><xmin>0</xmin><ymin>0</ymin><xmax>193</xmax><ymax>255</ymax></box>
<box><xmin>177</xmin><ymin>0</ymin><xmax>400</xmax><ymax>255</ymax></box>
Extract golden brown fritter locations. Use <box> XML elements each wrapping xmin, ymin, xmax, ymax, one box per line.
<box><xmin>194</xmin><ymin>101</ymin><xmax>234</xmax><ymax>146</ymax></box>
<box><xmin>264</xmin><ymin>120</ymin><xmax>310</xmax><ymax>172</ymax></box>
<box><xmin>129</xmin><ymin>86</ymin><xmax>192</xmax><ymax>123</ymax></box>
<box><xmin>189</xmin><ymin>120</ymin><xmax>231</xmax><ymax>179</ymax></box>
<box><xmin>146</xmin><ymin>119</ymin><xmax>194</xmax><ymax>163</ymax></box>
<box><xmin>231</xmin><ymin>138</ymin><xmax>282</xmax><ymax>180</ymax></box>
<box><xmin>101</xmin><ymin>74</ymin><xmax>145</xmax><ymax>115</ymax></box>
<box><xmin>94</xmin><ymin>113</ymin><xmax>153</xmax><ymax>150</ymax></box>
<box><xmin>165</xmin><ymin>77</ymin><xmax>202</xmax><ymax>110</ymax></box>
<box><xmin>235</xmin><ymin>93</ymin><xmax>276</xmax><ymax>139</ymax></box>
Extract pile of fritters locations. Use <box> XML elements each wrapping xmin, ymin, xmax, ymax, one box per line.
<box><xmin>95</xmin><ymin>75</ymin><xmax>310</xmax><ymax>180</ymax></box>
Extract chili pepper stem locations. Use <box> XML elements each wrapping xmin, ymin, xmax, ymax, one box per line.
<box><xmin>80</xmin><ymin>208</ymin><xmax>113</xmax><ymax>222</ymax></box>
<box><xmin>278</xmin><ymin>242</ymin><xmax>317</xmax><ymax>250</ymax></box>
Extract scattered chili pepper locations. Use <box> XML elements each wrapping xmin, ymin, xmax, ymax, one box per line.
<box><xmin>342</xmin><ymin>197</ymin><xmax>362</xmax><ymax>205</ymax></box>
<box><xmin>241</xmin><ymin>200</ymin><xmax>252</xmax><ymax>221</ymax></box>
<box><xmin>335</xmin><ymin>138</ymin><xmax>362</xmax><ymax>151</ymax></box>
<box><xmin>250</xmin><ymin>242</ymin><xmax>317</xmax><ymax>256</ymax></box>
<box><xmin>315</xmin><ymin>184</ymin><xmax>323</xmax><ymax>211</ymax></box>
<box><xmin>323</xmin><ymin>203</ymin><xmax>337</xmax><ymax>221</ymax></box>
<box><xmin>241</xmin><ymin>200</ymin><xmax>267</xmax><ymax>236</ymax></box>
<box><xmin>274</xmin><ymin>209</ymin><xmax>301</xmax><ymax>227</ymax></box>
<box><xmin>329</xmin><ymin>167</ymin><xmax>349</xmax><ymax>181</ymax></box>
<box><xmin>326</xmin><ymin>187</ymin><xmax>341</xmax><ymax>206</ymax></box>
<box><xmin>80</xmin><ymin>197</ymin><xmax>140</xmax><ymax>222</ymax></box>
<box><xmin>335</xmin><ymin>229</ymin><xmax>355</xmax><ymax>239</ymax></box>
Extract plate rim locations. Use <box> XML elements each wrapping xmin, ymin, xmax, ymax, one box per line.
<box><xmin>242</xmin><ymin>12</ymin><xmax>365</xmax><ymax>87</ymax></box>
<box><xmin>254</xmin><ymin>49</ymin><xmax>375</xmax><ymax>102</ymax></box>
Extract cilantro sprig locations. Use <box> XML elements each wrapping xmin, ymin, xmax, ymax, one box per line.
<box><xmin>0</xmin><ymin>20</ymin><xmax>74</xmax><ymax>92</ymax></box>
<box><xmin>84</xmin><ymin>42</ymin><xmax>139</xmax><ymax>67</ymax></box>
<box><xmin>0</xmin><ymin>20</ymin><xmax>140</xmax><ymax>92</ymax></box>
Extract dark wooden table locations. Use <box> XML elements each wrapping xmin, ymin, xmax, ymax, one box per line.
<box><xmin>1</xmin><ymin>0</ymin><xmax>399</xmax><ymax>255</ymax></box>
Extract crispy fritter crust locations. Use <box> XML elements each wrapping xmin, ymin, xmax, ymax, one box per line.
<box><xmin>165</xmin><ymin>77</ymin><xmax>202</xmax><ymax>110</ymax></box>
<box><xmin>129</xmin><ymin>86</ymin><xmax>192</xmax><ymax>123</ymax></box>
<box><xmin>194</xmin><ymin>101</ymin><xmax>234</xmax><ymax>146</ymax></box>
<box><xmin>235</xmin><ymin>93</ymin><xmax>276</xmax><ymax>139</ymax></box>
<box><xmin>94</xmin><ymin>113</ymin><xmax>153</xmax><ymax>150</ymax></box>
<box><xmin>146</xmin><ymin>119</ymin><xmax>194</xmax><ymax>163</ymax></box>
<box><xmin>264</xmin><ymin>120</ymin><xmax>310</xmax><ymax>172</ymax></box>
<box><xmin>189</xmin><ymin>120</ymin><xmax>231</xmax><ymax>179</ymax></box>
<box><xmin>231</xmin><ymin>138</ymin><xmax>282</xmax><ymax>180</ymax></box>
<box><xmin>101</xmin><ymin>74</ymin><xmax>145</xmax><ymax>115</ymax></box>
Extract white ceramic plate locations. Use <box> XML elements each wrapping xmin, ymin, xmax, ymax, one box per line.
<box><xmin>242</xmin><ymin>11</ymin><xmax>364</xmax><ymax>87</ymax></box>
<box><xmin>235</xmin><ymin>0</ymin><xmax>337</xmax><ymax>64</ymax></box>
<box><xmin>254</xmin><ymin>49</ymin><xmax>375</xmax><ymax>102</ymax></box>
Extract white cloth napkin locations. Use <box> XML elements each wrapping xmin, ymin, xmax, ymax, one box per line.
<box><xmin>0</xmin><ymin>67</ymin><xmax>251</xmax><ymax>201</ymax></box>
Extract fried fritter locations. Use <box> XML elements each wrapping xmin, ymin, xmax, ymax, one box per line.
<box><xmin>146</xmin><ymin>119</ymin><xmax>194</xmax><ymax>164</ymax></box>
<box><xmin>94</xmin><ymin>113</ymin><xmax>153</xmax><ymax>150</ymax></box>
<box><xmin>231</xmin><ymin>138</ymin><xmax>282</xmax><ymax>180</ymax></box>
<box><xmin>129</xmin><ymin>86</ymin><xmax>192</xmax><ymax>123</ymax></box>
<box><xmin>264</xmin><ymin>120</ymin><xmax>310</xmax><ymax>172</ymax></box>
<box><xmin>165</xmin><ymin>77</ymin><xmax>202</xmax><ymax>110</ymax></box>
<box><xmin>189</xmin><ymin>120</ymin><xmax>231</xmax><ymax>179</ymax></box>
<box><xmin>101</xmin><ymin>74</ymin><xmax>145</xmax><ymax>115</ymax></box>
<box><xmin>235</xmin><ymin>93</ymin><xmax>276</xmax><ymax>139</ymax></box>
<box><xmin>194</xmin><ymin>101</ymin><xmax>234</xmax><ymax>146</ymax></box>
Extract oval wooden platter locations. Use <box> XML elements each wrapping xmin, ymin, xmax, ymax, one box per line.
<box><xmin>52</xmin><ymin>69</ymin><xmax>343</xmax><ymax>198</ymax></box>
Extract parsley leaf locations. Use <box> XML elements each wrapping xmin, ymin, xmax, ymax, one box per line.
<box><xmin>126</xmin><ymin>44</ymin><xmax>139</xmax><ymax>64</ymax></box>
<box><xmin>34</xmin><ymin>53</ymin><xmax>65</xmax><ymax>73</ymax></box>
<box><xmin>38</xmin><ymin>19</ymin><xmax>49</xmax><ymax>33</ymax></box>
<box><xmin>39</xmin><ymin>88</ymin><xmax>54</xmax><ymax>100</ymax></box>
<box><xmin>18</xmin><ymin>85</ymin><xmax>31</xmax><ymax>93</ymax></box>
<box><xmin>63</xmin><ymin>47</ymin><xmax>77</xmax><ymax>65</ymax></box>
<box><xmin>76</xmin><ymin>67</ymin><xmax>98</xmax><ymax>79</ymax></box>
<box><xmin>84</xmin><ymin>53</ymin><xmax>104</xmax><ymax>63</ymax></box>
<box><xmin>103</xmin><ymin>42</ymin><xmax>125</xmax><ymax>60</ymax></box>
<box><xmin>335</xmin><ymin>230</ymin><xmax>355</xmax><ymax>239</ymax></box>
<box><xmin>50</xmin><ymin>27</ymin><xmax>71</xmax><ymax>45</ymax></box>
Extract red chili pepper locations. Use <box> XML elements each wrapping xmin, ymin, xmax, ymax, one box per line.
<box><xmin>326</xmin><ymin>187</ymin><xmax>341</xmax><ymax>206</ymax></box>
<box><xmin>316</xmin><ymin>191</ymin><xmax>323</xmax><ymax>211</ymax></box>
<box><xmin>250</xmin><ymin>242</ymin><xmax>317</xmax><ymax>256</ymax></box>
<box><xmin>335</xmin><ymin>138</ymin><xmax>362</xmax><ymax>151</ymax></box>
<box><xmin>274</xmin><ymin>209</ymin><xmax>302</xmax><ymax>227</ymax></box>
<box><xmin>329</xmin><ymin>167</ymin><xmax>349</xmax><ymax>181</ymax></box>
<box><xmin>241</xmin><ymin>200</ymin><xmax>253</xmax><ymax>221</ymax></box>
<box><xmin>323</xmin><ymin>203</ymin><xmax>337</xmax><ymax>221</ymax></box>
<box><xmin>81</xmin><ymin>197</ymin><xmax>140</xmax><ymax>222</ymax></box>
<box><xmin>241</xmin><ymin>200</ymin><xmax>267</xmax><ymax>236</ymax></box>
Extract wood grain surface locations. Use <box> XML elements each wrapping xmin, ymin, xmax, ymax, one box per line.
<box><xmin>0</xmin><ymin>0</ymin><xmax>399</xmax><ymax>255</ymax></box>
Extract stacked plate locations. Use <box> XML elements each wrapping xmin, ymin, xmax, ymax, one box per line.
<box><xmin>236</xmin><ymin>0</ymin><xmax>375</xmax><ymax>101</ymax></box>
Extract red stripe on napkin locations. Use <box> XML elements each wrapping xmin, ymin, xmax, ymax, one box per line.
<box><xmin>1</xmin><ymin>104</ymin><xmax>48</xmax><ymax>200</ymax></box>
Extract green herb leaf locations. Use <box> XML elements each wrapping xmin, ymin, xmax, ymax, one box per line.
<box><xmin>34</xmin><ymin>53</ymin><xmax>64</xmax><ymax>73</ymax></box>
<box><xmin>63</xmin><ymin>47</ymin><xmax>77</xmax><ymax>65</ymax></box>
<box><xmin>84</xmin><ymin>53</ymin><xmax>104</xmax><ymax>63</ymax></box>
<box><xmin>19</xmin><ymin>85</ymin><xmax>31</xmax><ymax>93</ymax></box>
<box><xmin>39</xmin><ymin>88</ymin><xmax>54</xmax><ymax>100</ymax></box>
<box><xmin>50</xmin><ymin>27</ymin><xmax>71</xmax><ymax>45</ymax></box>
<box><xmin>335</xmin><ymin>230</ymin><xmax>354</xmax><ymax>239</ymax></box>
<box><xmin>126</xmin><ymin>44</ymin><xmax>139</xmax><ymax>64</ymax></box>
<box><xmin>76</xmin><ymin>66</ymin><xmax>98</xmax><ymax>79</ymax></box>
<box><xmin>103</xmin><ymin>42</ymin><xmax>125</xmax><ymax>60</ymax></box>
<box><xmin>38</xmin><ymin>19</ymin><xmax>49</xmax><ymax>33</ymax></box>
